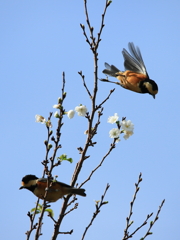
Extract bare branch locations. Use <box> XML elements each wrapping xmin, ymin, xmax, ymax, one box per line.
<box><xmin>35</xmin><ymin>202</ymin><xmax>51</xmax><ymax>239</ymax></box>
<box><xmin>81</xmin><ymin>184</ymin><xmax>110</xmax><ymax>240</ymax></box>
<box><xmin>140</xmin><ymin>199</ymin><xmax>165</xmax><ymax>240</ymax></box>
<box><xmin>84</xmin><ymin>0</ymin><xmax>96</xmax><ymax>48</ymax></box>
<box><xmin>79</xmin><ymin>140</ymin><xmax>116</xmax><ymax>188</ymax></box>
<box><xmin>80</xmin><ymin>23</ymin><xmax>93</xmax><ymax>50</ymax></box>
<box><xmin>64</xmin><ymin>203</ymin><xmax>79</xmax><ymax>216</ymax></box>
<box><xmin>78</xmin><ymin>71</ymin><xmax>92</xmax><ymax>98</ymax></box>
<box><xmin>51</xmin><ymin>196</ymin><xmax>71</xmax><ymax>240</ymax></box>
<box><xmin>95</xmin><ymin>88</ymin><xmax>115</xmax><ymax>110</ymax></box>
<box><xmin>26</xmin><ymin>212</ymin><xmax>38</xmax><ymax>238</ymax></box>
<box><xmin>26</xmin><ymin>203</ymin><xmax>39</xmax><ymax>239</ymax></box>
<box><xmin>66</xmin><ymin>196</ymin><xmax>78</xmax><ymax>208</ymax></box>
<box><xmin>123</xmin><ymin>173</ymin><xmax>144</xmax><ymax>239</ymax></box>
<box><xmin>96</xmin><ymin>0</ymin><xmax>110</xmax><ymax>49</ymax></box>
<box><xmin>122</xmin><ymin>174</ymin><xmax>165</xmax><ymax>240</ymax></box>
<box><xmin>47</xmin><ymin>213</ymin><xmax>57</xmax><ymax>224</ymax></box>
<box><xmin>123</xmin><ymin>213</ymin><xmax>153</xmax><ymax>240</ymax></box>
<box><xmin>59</xmin><ymin>230</ymin><xmax>73</xmax><ymax>235</ymax></box>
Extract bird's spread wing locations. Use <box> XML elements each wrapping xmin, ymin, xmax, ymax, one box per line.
<box><xmin>122</xmin><ymin>42</ymin><xmax>148</xmax><ymax>76</ymax></box>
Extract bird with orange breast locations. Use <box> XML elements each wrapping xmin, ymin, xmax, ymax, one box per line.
<box><xmin>101</xmin><ymin>42</ymin><xmax>158</xmax><ymax>98</ymax></box>
<box><xmin>19</xmin><ymin>175</ymin><xmax>86</xmax><ymax>202</ymax></box>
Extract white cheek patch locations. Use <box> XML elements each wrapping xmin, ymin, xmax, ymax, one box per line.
<box><xmin>143</xmin><ymin>82</ymin><xmax>156</xmax><ymax>95</ymax></box>
<box><xmin>22</xmin><ymin>179</ymin><xmax>37</xmax><ymax>187</ymax></box>
<box><xmin>144</xmin><ymin>82</ymin><xmax>152</xmax><ymax>90</ymax></box>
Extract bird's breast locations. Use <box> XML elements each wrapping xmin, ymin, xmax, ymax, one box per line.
<box><xmin>33</xmin><ymin>181</ymin><xmax>72</xmax><ymax>202</ymax></box>
<box><xmin>116</xmin><ymin>71</ymin><xmax>148</xmax><ymax>93</ymax></box>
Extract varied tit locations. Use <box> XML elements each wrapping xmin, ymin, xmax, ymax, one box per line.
<box><xmin>101</xmin><ymin>42</ymin><xmax>158</xmax><ymax>98</ymax></box>
<box><xmin>19</xmin><ymin>174</ymin><xmax>86</xmax><ymax>202</ymax></box>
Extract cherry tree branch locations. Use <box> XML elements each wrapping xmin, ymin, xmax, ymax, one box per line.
<box><xmin>81</xmin><ymin>183</ymin><xmax>110</xmax><ymax>240</ymax></box>
<box><xmin>122</xmin><ymin>173</ymin><xmax>165</xmax><ymax>240</ymax></box>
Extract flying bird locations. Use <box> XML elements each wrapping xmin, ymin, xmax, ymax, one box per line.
<box><xmin>101</xmin><ymin>42</ymin><xmax>158</xmax><ymax>98</ymax></box>
<box><xmin>19</xmin><ymin>174</ymin><xmax>86</xmax><ymax>202</ymax></box>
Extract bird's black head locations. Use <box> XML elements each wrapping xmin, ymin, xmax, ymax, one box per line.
<box><xmin>21</xmin><ymin>175</ymin><xmax>38</xmax><ymax>183</ymax></box>
<box><xmin>19</xmin><ymin>174</ymin><xmax>38</xmax><ymax>190</ymax></box>
<box><xmin>140</xmin><ymin>79</ymin><xmax>158</xmax><ymax>98</ymax></box>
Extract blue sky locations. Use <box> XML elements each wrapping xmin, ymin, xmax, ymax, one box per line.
<box><xmin>1</xmin><ymin>0</ymin><xmax>180</xmax><ymax>239</ymax></box>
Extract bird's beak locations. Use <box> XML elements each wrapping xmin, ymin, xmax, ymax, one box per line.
<box><xmin>19</xmin><ymin>186</ymin><xmax>24</xmax><ymax>190</ymax></box>
<box><xmin>152</xmin><ymin>95</ymin><xmax>155</xmax><ymax>99</ymax></box>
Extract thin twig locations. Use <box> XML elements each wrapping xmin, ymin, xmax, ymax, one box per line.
<box><xmin>47</xmin><ymin>213</ymin><xmax>57</xmax><ymax>224</ymax></box>
<box><xmin>96</xmin><ymin>0</ymin><xmax>110</xmax><ymax>49</ymax></box>
<box><xmin>95</xmin><ymin>88</ymin><xmax>115</xmax><ymax>111</ymax></box>
<box><xmin>35</xmin><ymin>203</ymin><xmax>49</xmax><ymax>239</ymax></box>
<box><xmin>122</xmin><ymin>174</ymin><xmax>165</xmax><ymax>240</ymax></box>
<box><xmin>123</xmin><ymin>173</ymin><xmax>143</xmax><ymax>239</ymax></box>
<box><xmin>84</xmin><ymin>0</ymin><xmax>96</xmax><ymax>48</ymax></box>
<box><xmin>78</xmin><ymin>71</ymin><xmax>92</xmax><ymax>98</ymax></box>
<box><xmin>80</xmin><ymin>24</ymin><xmax>92</xmax><ymax>49</ymax></box>
<box><xmin>59</xmin><ymin>230</ymin><xmax>73</xmax><ymax>235</ymax></box>
<box><xmin>81</xmin><ymin>184</ymin><xmax>110</xmax><ymax>240</ymax></box>
<box><xmin>51</xmin><ymin>196</ymin><xmax>71</xmax><ymax>240</ymax></box>
<box><xmin>64</xmin><ymin>203</ymin><xmax>79</xmax><ymax>216</ymax></box>
<box><xmin>79</xmin><ymin>139</ymin><xmax>116</xmax><ymax>188</ymax></box>
<box><xmin>26</xmin><ymin>213</ymin><xmax>38</xmax><ymax>238</ymax></box>
<box><xmin>66</xmin><ymin>196</ymin><xmax>78</xmax><ymax>208</ymax></box>
<box><xmin>140</xmin><ymin>199</ymin><xmax>165</xmax><ymax>240</ymax></box>
<box><xmin>123</xmin><ymin>213</ymin><xmax>153</xmax><ymax>240</ymax></box>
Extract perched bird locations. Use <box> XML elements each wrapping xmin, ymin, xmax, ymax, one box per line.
<box><xmin>19</xmin><ymin>174</ymin><xmax>86</xmax><ymax>202</ymax></box>
<box><xmin>101</xmin><ymin>42</ymin><xmax>158</xmax><ymax>98</ymax></box>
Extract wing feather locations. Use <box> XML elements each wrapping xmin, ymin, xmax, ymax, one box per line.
<box><xmin>38</xmin><ymin>178</ymin><xmax>72</xmax><ymax>189</ymax></box>
<box><xmin>122</xmin><ymin>42</ymin><xmax>148</xmax><ymax>76</ymax></box>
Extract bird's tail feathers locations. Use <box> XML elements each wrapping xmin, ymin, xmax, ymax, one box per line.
<box><xmin>102</xmin><ymin>62</ymin><xmax>121</xmax><ymax>77</ymax></box>
<box><xmin>71</xmin><ymin>188</ymin><xmax>86</xmax><ymax>197</ymax></box>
